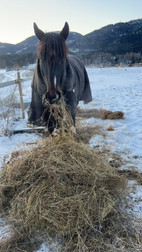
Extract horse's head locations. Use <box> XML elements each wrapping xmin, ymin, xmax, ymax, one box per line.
<box><xmin>34</xmin><ymin>22</ymin><xmax>69</xmax><ymax>104</ymax></box>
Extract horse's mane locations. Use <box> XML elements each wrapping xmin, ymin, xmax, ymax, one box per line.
<box><xmin>38</xmin><ymin>33</ymin><xmax>68</xmax><ymax>65</ymax></box>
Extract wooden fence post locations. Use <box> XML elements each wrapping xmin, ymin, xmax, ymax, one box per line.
<box><xmin>17</xmin><ymin>72</ymin><xmax>25</xmax><ymax>119</ymax></box>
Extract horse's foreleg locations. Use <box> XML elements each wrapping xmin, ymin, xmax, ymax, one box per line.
<box><xmin>28</xmin><ymin>90</ymin><xmax>44</xmax><ymax>124</ymax></box>
<box><xmin>64</xmin><ymin>91</ymin><xmax>76</xmax><ymax>126</ymax></box>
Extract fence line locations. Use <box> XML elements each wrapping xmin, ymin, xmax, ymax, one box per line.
<box><xmin>0</xmin><ymin>73</ymin><xmax>32</xmax><ymax>119</ymax></box>
<box><xmin>0</xmin><ymin>77</ymin><xmax>32</xmax><ymax>89</ymax></box>
<box><xmin>17</xmin><ymin>72</ymin><xmax>25</xmax><ymax>119</ymax></box>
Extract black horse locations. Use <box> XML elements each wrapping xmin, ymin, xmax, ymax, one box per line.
<box><xmin>28</xmin><ymin>22</ymin><xmax>92</xmax><ymax>133</ymax></box>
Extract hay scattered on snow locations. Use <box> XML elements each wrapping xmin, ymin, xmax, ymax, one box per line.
<box><xmin>101</xmin><ymin>110</ymin><xmax>124</xmax><ymax>120</ymax></box>
<box><xmin>118</xmin><ymin>170</ymin><xmax>142</xmax><ymax>185</ymax></box>
<box><xmin>76</xmin><ymin>125</ymin><xmax>105</xmax><ymax>144</ymax></box>
<box><xmin>1</xmin><ymin>134</ymin><xmax>137</xmax><ymax>251</ymax></box>
<box><xmin>77</xmin><ymin>107</ymin><xmax>124</xmax><ymax>120</ymax></box>
<box><xmin>107</xmin><ymin>125</ymin><xmax>115</xmax><ymax>131</ymax></box>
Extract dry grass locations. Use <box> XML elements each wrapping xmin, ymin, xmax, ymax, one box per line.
<box><xmin>76</xmin><ymin>124</ymin><xmax>105</xmax><ymax>144</ymax></box>
<box><xmin>0</xmin><ymin>134</ymin><xmax>141</xmax><ymax>251</ymax></box>
<box><xmin>107</xmin><ymin>125</ymin><xmax>115</xmax><ymax>131</ymax></box>
<box><xmin>77</xmin><ymin>107</ymin><xmax>124</xmax><ymax>120</ymax></box>
<box><xmin>118</xmin><ymin>170</ymin><xmax>142</xmax><ymax>185</ymax></box>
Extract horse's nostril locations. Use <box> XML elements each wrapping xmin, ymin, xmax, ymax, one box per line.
<box><xmin>45</xmin><ymin>92</ymin><xmax>53</xmax><ymax>102</ymax></box>
<box><xmin>57</xmin><ymin>91</ymin><xmax>61</xmax><ymax>99</ymax></box>
<box><xmin>45</xmin><ymin>92</ymin><xmax>61</xmax><ymax>104</ymax></box>
<box><xmin>50</xmin><ymin>92</ymin><xmax>60</xmax><ymax>104</ymax></box>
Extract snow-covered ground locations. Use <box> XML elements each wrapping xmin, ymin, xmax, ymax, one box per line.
<box><xmin>80</xmin><ymin>67</ymin><xmax>142</xmax><ymax>172</ymax></box>
<box><xmin>0</xmin><ymin>66</ymin><xmax>142</xmax><ymax>250</ymax></box>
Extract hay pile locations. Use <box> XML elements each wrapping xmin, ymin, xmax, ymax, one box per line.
<box><xmin>1</xmin><ymin>134</ymin><xmax>137</xmax><ymax>251</ymax></box>
<box><xmin>77</xmin><ymin>107</ymin><xmax>124</xmax><ymax>120</ymax></box>
<box><xmin>101</xmin><ymin>110</ymin><xmax>124</xmax><ymax>120</ymax></box>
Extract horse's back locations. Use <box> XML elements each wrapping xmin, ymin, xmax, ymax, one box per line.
<box><xmin>67</xmin><ymin>55</ymin><xmax>92</xmax><ymax>104</ymax></box>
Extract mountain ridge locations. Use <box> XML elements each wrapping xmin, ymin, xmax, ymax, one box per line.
<box><xmin>1</xmin><ymin>19</ymin><xmax>142</xmax><ymax>67</ymax></box>
<box><xmin>0</xmin><ymin>32</ymin><xmax>83</xmax><ymax>55</ymax></box>
<box><xmin>69</xmin><ymin>18</ymin><xmax>142</xmax><ymax>55</ymax></box>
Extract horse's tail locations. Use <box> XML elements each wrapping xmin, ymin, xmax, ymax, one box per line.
<box><xmin>81</xmin><ymin>68</ymin><xmax>92</xmax><ymax>104</ymax></box>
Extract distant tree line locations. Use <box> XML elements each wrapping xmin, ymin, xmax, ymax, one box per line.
<box><xmin>1</xmin><ymin>50</ymin><xmax>142</xmax><ymax>69</ymax></box>
<box><xmin>77</xmin><ymin>51</ymin><xmax>142</xmax><ymax>67</ymax></box>
<box><xmin>0</xmin><ymin>53</ymin><xmax>36</xmax><ymax>69</ymax></box>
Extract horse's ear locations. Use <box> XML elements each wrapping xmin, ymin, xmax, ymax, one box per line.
<box><xmin>60</xmin><ymin>22</ymin><xmax>69</xmax><ymax>40</ymax></box>
<box><xmin>33</xmin><ymin>23</ymin><xmax>45</xmax><ymax>40</ymax></box>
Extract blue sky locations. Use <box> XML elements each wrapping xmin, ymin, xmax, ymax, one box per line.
<box><xmin>0</xmin><ymin>0</ymin><xmax>142</xmax><ymax>44</ymax></box>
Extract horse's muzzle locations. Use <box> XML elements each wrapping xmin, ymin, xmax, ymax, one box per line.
<box><xmin>45</xmin><ymin>91</ymin><xmax>61</xmax><ymax>104</ymax></box>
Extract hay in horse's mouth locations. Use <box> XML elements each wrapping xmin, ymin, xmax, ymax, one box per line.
<box><xmin>0</xmin><ymin>134</ymin><xmax>140</xmax><ymax>251</ymax></box>
<box><xmin>41</xmin><ymin>95</ymin><xmax>73</xmax><ymax>133</ymax></box>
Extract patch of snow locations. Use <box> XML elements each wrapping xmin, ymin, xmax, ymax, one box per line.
<box><xmin>128</xmin><ymin>181</ymin><xmax>142</xmax><ymax>219</ymax></box>
<box><xmin>16</xmin><ymin>47</ymin><xmax>27</xmax><ymax>53</ymax></box>
<box><xmin>36</xmin><ymin>243</ymin><xmax>50</xmax><ymax>252</ymax></box>
<box><xmin>35</xmin><ymin>241</ymin><xmax>60</xmax><ymax>252</ymax></box>
<box><xmin>0</xmin><ymin>113</ymin><xmax>39</xmax><ymax>169</ymax></box>
<box><xmin>90</xmin><ymin>134</ymin><xmax>105</xmax><ymax>149</ymax></box>
<box><xmin>0</xmin><ymin>218</ymin><xmax>12</xmax><ymax>242</ymax></box>
<box><xmin>26</xmin><ymin>63</ymin><xmax>36</xmax><ymax>70</ymax></box>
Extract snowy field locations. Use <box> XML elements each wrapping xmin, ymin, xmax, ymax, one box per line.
<box><xmin>0</xmin><ymin>66</ymin><xmax>142</xmax><ymax>250</ymax></box>
<box><xmin>83</xmin><ymin>67</ymin><xmax>142</xmax><ymax>172</ymax></box>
